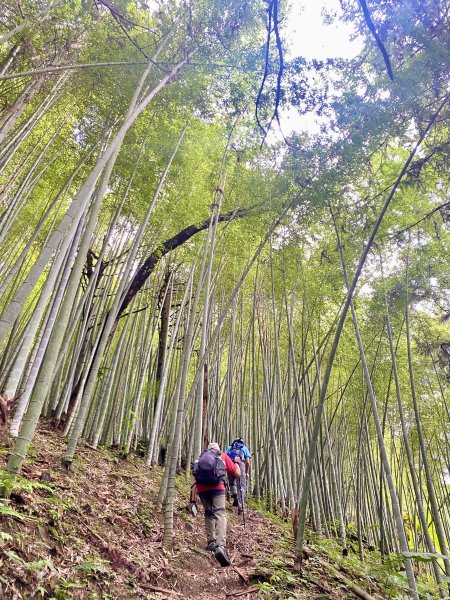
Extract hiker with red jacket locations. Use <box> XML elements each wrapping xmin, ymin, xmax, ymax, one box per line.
<box><xmin>192</xmin><ymin>442</ymin><xmax>241</xmax><ymax>567</ymax></box>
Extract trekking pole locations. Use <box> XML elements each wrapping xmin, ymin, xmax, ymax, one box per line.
<box><xmin>189</xmin><ymin>483</ymin><xmax>198</xmax><ymax>517</ymax></box>
<box><xmin>236</xmin><ymin>477</ymin><xmax>245</xmax><ymax>527</ymax></box>
<box><xmin>241</xmin><ymin>498</ymin><xmax>246</xmax><ymax>528</ymax></box>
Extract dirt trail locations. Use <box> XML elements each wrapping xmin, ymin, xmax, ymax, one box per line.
<box><xmin>0</xmin><ymin>425</ymin><xmax>384</xmax><ymax>599</ymax></box>
<box><xmin>174</xmin><ymin>509</ymin><xmax>271</xmax><ymax>600</ymax></box>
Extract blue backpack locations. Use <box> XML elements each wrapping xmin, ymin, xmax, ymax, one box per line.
<box><xmin>193</xmin><ymin>450</ymin><xmax>226</xmax><ymax>485</ymax></box>
<box><xmin>226</xmin><ymin>439</ymin><xmax>244</xmax><ymax>464</ymax></box>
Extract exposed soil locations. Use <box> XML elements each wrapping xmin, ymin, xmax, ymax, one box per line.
<box><xmin>0</xmin><ymin>424</ymin><xmax>386</xmax><ymax>599</ymax></box>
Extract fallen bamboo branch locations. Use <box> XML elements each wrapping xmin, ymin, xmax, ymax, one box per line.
<box><xmin>231</xmin><ymin>564</ymin><xmax>248</xmax><ymax>583</ymax></box>
<box><xmin>225</xmin><ymin>587</ymin><xmax>259</xmax><ymax>597</ymax></box>
<box><xmin>191</xmin><ymin>545</ymin><xmax>210</xmax><ymax>557</ymax></box>
<box><xmin>327</xmin><ymin>565</ymin><xmax>382</xmax><ymax>600</ymax></box>
<box><xmin>300</xmin><ymin>546</ymin><xmax>382</xmax><ymax>600</ymax></box>
<box><xmin>307</xmin><ymin>575</ymin><xmax>334</xmax><ymax>595</ymax></box>
<box><xmin>139</xmin><ymin>583</ymin><xmax>182</xmax><ymax>597</ymax></box>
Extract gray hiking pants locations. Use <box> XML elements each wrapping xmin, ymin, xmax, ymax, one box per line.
<box><xmin>199</xmin><ymin>491</ymin><xmax>227</xmax><ymax>547</ymax></box>
<box><xmin>229</xmin><ymin>472</ymin><xmax>247</xmax><ymax>508</ymax></box>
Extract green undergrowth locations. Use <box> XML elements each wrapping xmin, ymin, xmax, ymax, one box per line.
<box><xmin>308</xmin><ymin>534</ymin><xmax>444</xmax><ymax>599</ymax></box>
<box><xmin>0</xmin><ymin>433</ymin><xmax>445</xmax><ymax>599</ymax></box>
<box><xmin>247</xmin><ymin>498</ymin><xmax>443</xmax><ymax>599</ymax></box>
<box><xmin>0</xmin><ymin>433</ymin><xmax>166</xmax><ymax>599</ymax></box>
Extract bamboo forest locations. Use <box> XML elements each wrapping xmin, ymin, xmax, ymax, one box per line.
<box><xmin>0</xmin><ymin>0</ymin><xmax>449</xmax><ymax>598</ymax></box>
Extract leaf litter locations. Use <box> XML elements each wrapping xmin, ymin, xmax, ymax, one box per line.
<box><xmin>1</xmin><ymin>423</ymin><xmax>386</xmax><ymax>599</ymax></box>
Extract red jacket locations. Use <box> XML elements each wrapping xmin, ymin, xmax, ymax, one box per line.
<box><xmin>196</xmin><ymin>452</ymin><xmax>240</xmax><ymax>493</ymax></box>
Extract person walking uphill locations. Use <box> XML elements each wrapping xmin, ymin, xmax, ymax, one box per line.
<box><xmin>193</xmin><ymin>442</ymin><xmax>241</xmax><ymax>567</ymax></box>
<box><xmin>226</xmin><ymin>438</ymin><xmax>251</xmax><ymax>514</ymax></box>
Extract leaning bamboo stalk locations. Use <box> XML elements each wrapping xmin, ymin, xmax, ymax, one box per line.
<box><xmin>193</xmin><ymin>157</ymin><xmax>228</xmax><ymax>457</ymax></box>
<box><xmin>105</xmin><ymin>316</ymin><xmax>140</xmax><ymax>447</ymax></box>
<box><xmin>269</xmin><ymin>244</ymin><xmax>296</xmax><ymax>507</ymax></box>
<box><xmin>7</xmin><ymin>210</ymin><xmax>85</xmax><ymax>428</ymax></box>
<box><xmin>294</xmin><ymin>93</ymin><xmax>449</xmax><ymax>572</ymax></box>
<box><xmin>162</xmin><ymin>212</ymin><xmax>217</xmax><ymax>545</ymax></box>
<box><xmin>0</xmin><ymin>43</ymin><xmax>20</xmax><ymax>77</ymax></box>
<box><xmin>4</xmin><ymin>50</ymin><xmax>188</xmax><ymax>476</ymax></box>
<box><xmin>0</xmin><ymin>0</ymin><xmax>68</xmax><ymax>45</ymax></box>
<box><xmin>157</xmin><ymin>293</ymin><xmax>193</xmax><ymax>510</ymax></box>
<box><xmin>0</xmin><ymin>150</ymin><xmax>61</xmax><ymax>245</ymax></box>
<box><xmin>0</xmin><ymin>61</ymin><xmax>150</xmax><ymax>81</ymax></box>
<box><xmin>405</xmin><ymin>259</ymin><xmax>450</xmax><ymax>587</ymax></box>
<box><xmin>113</xmin><ymin>306</ymin><xmax>141</xmax><ymax>448</ymax></box>
<box><xmin>91</xmin><ymin>320</ymin><xmax>131</xmax><ymax>448</ymax></box>
<box><xmin>0</xmin><ymin>45</ymin><xmax>190</xmax><ymax>349</ymax></box>
<box><xmin>330</xmin><ymin>205</ymin><xmax>418</xmax><ymax>597</ymax></box>
<box><xmin>0</xmin><ymin>146</ymin><xmax>94</xmax><ymax>297</ymax></box>
<box><xmin>45</xmin><ymin>158</ymin><xmax>130</xmax><ymax>398</ymax></box>
<box><xmin>380</xmin><ymin>259</ymin><xmax>446</xmax><ymax>594</ymax></box>
<box><xmin>71</xmin><ymin>118</ymin><xmax>189</xmax><ymax>465</ymax></box>
<box><xmin>0</xmin><ymin>113</ymin><xmax>68</xmax><ymax>243</ymax></box>
<box><xmin>123</xmin><ymin>291</ymin><xmax>160</xmax><ymax>455</ymax></box>
<box><xmin>0</xmin><ymin>74</ymin><xmax>68</xmax><ymax>161</ymax></box>
<box><xmin>258</xmin><ymin>309</ymin><xmax>286</xmax><ymax>511</ymax></box>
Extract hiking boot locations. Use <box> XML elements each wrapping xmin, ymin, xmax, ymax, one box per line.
<box><xmin>214</xmin><ymin>545</ymin><xmax>231</xmax><ymax>567</ymax></box>
<box><xmin>238</xmin><ymin>507</ymin><xmax>243</xmax><ymax>515</ymax></box>
<box><xmin>206</xmin><ymin>540</ymin><xmax>216</xmax><ymax>552</ymax></box>
<box><xmin>232</xmin><ymin>494</ymin><xmax>238</xmax><ymax>507</ymax></box>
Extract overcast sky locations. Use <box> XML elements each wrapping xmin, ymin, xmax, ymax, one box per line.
<box><xmin>279</xmin><ymin>0</ymin><xmax>362</xmax><ymax>135</ymax></box>
<box><xmin>286</xmin><ymin>0</ymin><xmax>362</xmax><ymax>60</ymax></box>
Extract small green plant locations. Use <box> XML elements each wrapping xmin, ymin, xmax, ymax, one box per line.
<box><xmin>0</xmin><ymin>501</ymin><xmax>37</xmax><ymax>521</ymax></box>
<box><xmin>366</xmin><ymin>554</ymin><xmax>409</xmax><ymax>599</ymax></box>
<box><xmin>253</xmin><ymin>555</ymin><xmax>303</xmax><ymax>599</ymax></box>
<box><xmin>27</xmin><ymin>558</ymin><xmax>54</xmax><ymax>572</ymax></box>
<box><xmin>4</xmin><ymin>549</ymin><xmax>24</xmax><ymax>563</ymax></box>
<box><xmin>0</xmin><ymin>469</ymin><xmax>16</xmax><ymax>497</ymax></box>
<box><xmin>79</xmin><ymin>556</ymin><xmax>109</xmax><ymax>575</ymax></box>
<box><xmin>3</xmin><ymin>551</ymin><xmax>56</xmax><ymax>589</ymax></box>
<box><xmin>0</xmin><ymin>467</ymin><xmax>54</xmax><ymax>498</ymax></box>
<box><xmin>47</xmin><ymin>507</ymin><xmax>61</xmax><ymax>522</ymax></box>
<box><xmin>257</xmin><ymin>581</ymin><xmax>278</xmax><ymax>597</ymax></box>
<box><xmin>88</xmin><ymin>592</ymin><xmax>113</xmax><ymax>600</ymax></box>
<box><xmin>50</xmin><ymin>579</ymin><xmax>85</xmax><ymax>600</ymax></box>
<box><xmin>415</xmin><ymin>571</ymin><xmax>441</xmax><ymax>599</ymax></box>
<box><xmin>0</xmin><ymin>530</ymin><xmax>13</xmax><ymax>543</ymax></box>
<box><xmin>346</xmin><ymin>521</ymin><xmax>357</xmax><ymax>534</ymax></box>
<box><xmin>257</xmin><ymin>580</ymin><xmax>301</xmax><ymax>600</ymax></box>
<box><xmin>26</xmin><ymin>557</ymin><xmax>56</xmax><ymax>588</ymax></box>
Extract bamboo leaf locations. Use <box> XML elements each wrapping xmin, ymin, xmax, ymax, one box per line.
<box><xmin>401</xmin><ymin>551</ymin><xmax>447</xmax><ymax>563</ymax></box>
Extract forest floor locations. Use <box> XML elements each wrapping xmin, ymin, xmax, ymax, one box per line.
<box><xmin>0</xmin><ymin>424</ymin><xmax>404</xmax><ymax>599</ymax></box>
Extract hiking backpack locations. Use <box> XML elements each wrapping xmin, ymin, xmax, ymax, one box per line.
<box><xmin>193</xmin><ymin>450</ymin><xmax>226</xmax><ymax>486</ymax></box>
<box><xmin>226</xmin><ymin>439</ymin><xmax>244</xmax><ymax>464</ymax></box>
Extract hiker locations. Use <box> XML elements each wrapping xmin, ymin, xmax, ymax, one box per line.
<box><xmin>193</xmin><ymin>442</ymin><xmax>241</xmax><ymax>567</ymax></box>
<box><xmin>226</xmin><ymin>438</ymin><xmax>251</xmax><ymax>514</ymax></box>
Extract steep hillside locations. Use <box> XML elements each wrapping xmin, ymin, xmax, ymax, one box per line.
<box><xmin>1</xmin><ymin>426</ymin><xmax>401</xmax><ymax>599</ymax></box>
